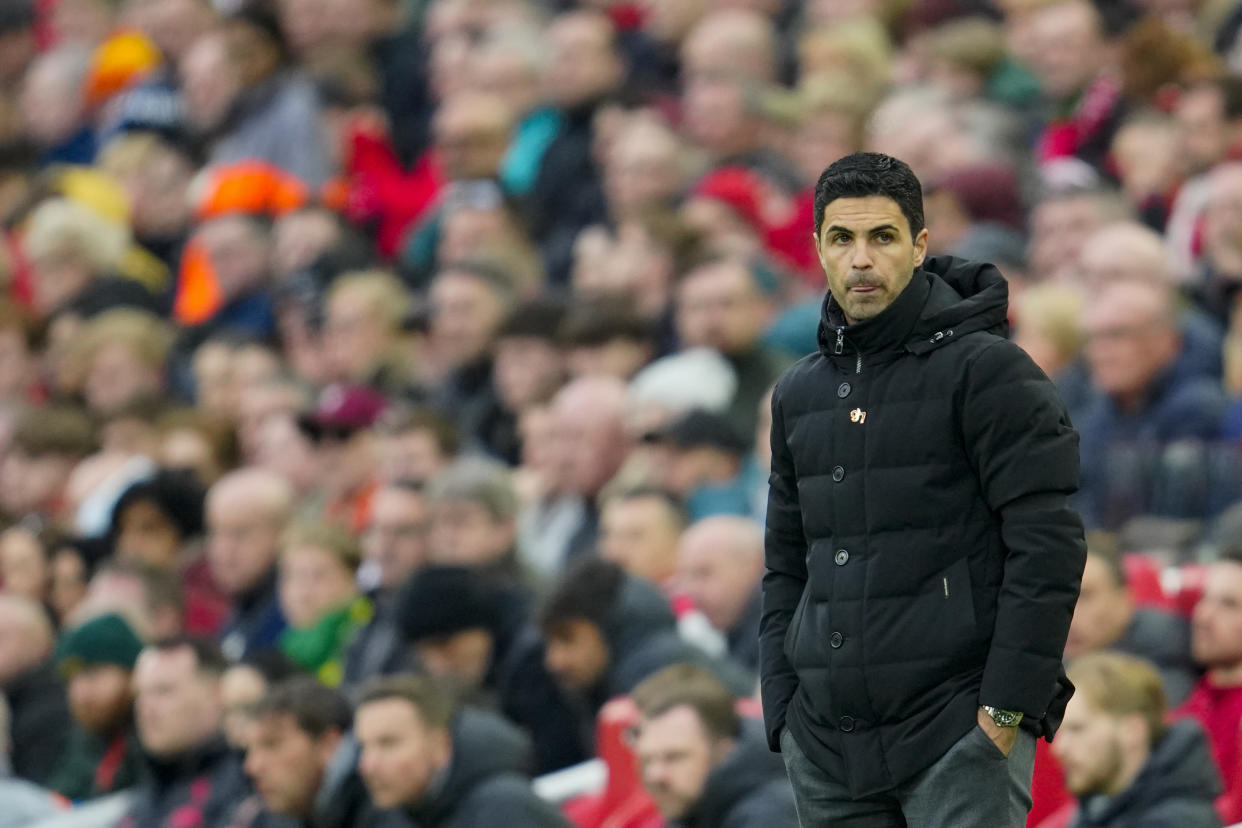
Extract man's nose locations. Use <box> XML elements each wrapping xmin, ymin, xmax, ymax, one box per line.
<box><xmin>851</xmin><ymin>241</ymin><xmax>873</xmax><ymax>269</ymax></box>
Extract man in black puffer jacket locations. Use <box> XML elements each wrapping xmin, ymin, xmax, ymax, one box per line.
<box><xmin>761</xmin><ymin>152</ymin><xmax>1086</xmax><ymax>826</ymax></box>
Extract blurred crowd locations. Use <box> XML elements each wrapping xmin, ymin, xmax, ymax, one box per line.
<box><xmin>1</xmin><ymin>0</ymin><xmax>1242</xmax><ymax>826</ymax></box>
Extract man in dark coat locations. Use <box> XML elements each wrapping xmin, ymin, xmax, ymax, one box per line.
<box><xmin>761</xmin><ymin>152</ymin><xmax>1086</xmax><ymax>826</ymax></box>
<box><xmin>354</xmin><ymin>676</ymin><xmax>571</xmax><ymax>828</ymax></box>
<box><xmin>121</xmin><ymin>637</ymin><xmax>249</xmax><ymax>828</ymax></box>
<box><xmin>539</xmin><ymin>558</ymin><xmax>753</xmax><ymax>758</ymax></box>
<box><xmin>632</xmin><ymin>664</ymin><xmax>796</xmax><ymax>828</ymax></box>
<box><xmin>0</xmin><ymin>594</ymin><xmax>69</xmax><ymax>785</ymax></box>
<box><xmin>1054</xmin><ymin>652</ymin><xmax>1221</xmax><ymax>828</ymax></box>
<box><xmin>244</xmin><ymin>677</ymin><xmax>407</xmax><ymax>828</ymax></box>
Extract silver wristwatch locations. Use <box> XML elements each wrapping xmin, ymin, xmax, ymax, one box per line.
<box><xmin>982</xmin><ymin>705</ymin><xmax>1023</xmax><ymax>728</ymax></box>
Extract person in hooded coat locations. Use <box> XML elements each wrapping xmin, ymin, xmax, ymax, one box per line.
<box><xmin>1054</xmin><ymin>652</ymin><xmax>1221</xmax><ymax>828</ymax></box>
<box><xmin>762</xmin><ymin>152</ymin><xmax>1085</xmax><ymax>827</ymax></box>
<box><xmin>632</xmin><ymin>664</ymin><xmax>796</xmax><ymax>828</ymax></box>
<box><xmin>354</xmin><ymin>676</ymin><xmax>570</xmax><ymax>828</ymax></box>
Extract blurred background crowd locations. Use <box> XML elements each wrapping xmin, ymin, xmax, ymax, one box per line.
<box><xmin>2</xmin><ymin>0</ymin><xmax>1242</xmax><ymax>825</ymax></box>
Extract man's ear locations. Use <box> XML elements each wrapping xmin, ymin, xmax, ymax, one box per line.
<box><xmin>912</xmin><ymin>228</ymin><xmax>929</xmax><ymax>267</ymax></box>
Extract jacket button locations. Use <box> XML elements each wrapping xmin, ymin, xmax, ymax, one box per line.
<box><xmin>832</xmin><ymin>466</ymin><xmax>845</xmax><ymax>482</ymax></box>
<box><xmin>839</xmin><ymin>716</ymin><xmax>855</xmax><ymax>732</ymax></box>
<box><xmin>837</xmin><ymin>382</ymin><xmax>851</xmax><ymax>398</ymax></box>
<box><xmin>830</xmin><ymin>632</ymin><xmax>844</xmax><ymax>648</ymax></box>
<box><xmin>834</xmin><ymin>549</ymin><xmax>849</xmax><ymax>565</ymax></box>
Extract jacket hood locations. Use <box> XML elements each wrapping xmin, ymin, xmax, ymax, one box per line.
<box><xmin>599</xmin><ymin>575</ymin><xmax>677</xmax><ymax>668</ymax></box>
<box><xmin>817</xmin><ymin>255</ymin><xmax>1009</xmax><ymax>358</ymax></box>
<box><xmin>1079</xmin><ymin>719</ymin><xmax>1221</xmax><ymax>823</ymax></box>
<box><xmin>679</xmin><ymin>719</ymin><xmax>788</xmax><ymax>827</ymax></box>
<box><xmin>409</xmin><ymin>708</ymin><xmax>532</xmax><ymax>823</ymax></box>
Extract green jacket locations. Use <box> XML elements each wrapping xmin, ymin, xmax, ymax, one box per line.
<box><xmin>49</xmin><ymin>724</ymin><xmax>143</xmax><ymax>802</ymax></box>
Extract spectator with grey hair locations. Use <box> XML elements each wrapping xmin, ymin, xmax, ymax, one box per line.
<box><xmin>427</xmin><ymin>456</ymin><xmax>523</xmax><ymax>581</ymax></box>
<box><xmin>627</xmin><ymin>348</ymin><xmax>739</xmax><ymax>438</ymax></box>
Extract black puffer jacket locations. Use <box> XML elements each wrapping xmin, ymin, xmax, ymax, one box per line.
<box><xmin>1069</xmin><ymin>719</ymin><xmax>1221</xmax><ymax>828</ymax></box>
<box><xmin>761</xmin><ymin>257</ymin><xmax>1086</xmax><ymax>797</ymax></box>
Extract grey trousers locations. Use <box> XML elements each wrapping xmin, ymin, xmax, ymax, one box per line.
<box><xmin>780</xmin><ymin>724</ymin><xmax>1037</xmax><ymax>827</ymax></box>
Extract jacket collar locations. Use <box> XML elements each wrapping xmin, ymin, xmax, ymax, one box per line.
<box><xmin>818</xmin><ymin>269</ymin><xmax>932</xmax><ymax>358</ymax></box>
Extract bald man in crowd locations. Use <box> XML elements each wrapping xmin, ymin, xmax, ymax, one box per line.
<box><xmin>206</xmin><ymin>468</ymin><xmax>294</xmax><ymax>660</ymax></box>
<box><xmin>0</xmin><ymin>594</ymin><xmax>69</xmax><ymax>783</ymax></box>
<box><xmin>677</xmin><ymin>516</ymin><xmax>766</xmax><ymax>675</ymax></box>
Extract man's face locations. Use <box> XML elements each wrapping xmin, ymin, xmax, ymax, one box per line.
<box><xmin>68</xmin><ymin>664</ymin><xmax>133</xmax><ymax>735</ymax></box>
<box><xmin>414</xmin><ymin>629</ymin><xmax>494</xmax><ymax>690</ymax></box>
<box><xmin>682</xmin><ymin>71</ymin><xmax>750</xmax><ymax>155</ymax></box>
<box><xmin>220</xmin><ymin>664</ymin><xmax>267</xmax><ymax>750</ymax></box>
<box><xmin>1028</xmin><ymin>195</ymin><xmax>1109</xmax><ymax>283</ymax></box>
<box><xmin>323</xmin><ymin>290</ymin><xmax>388</xmax><ymax>384</ymax></box>
<box><xmin>544</xmin><ymin>619</ymin><xmax>610</xmax><ymax>692</ymax></box>
<box><xmin>1051</xmin><ymin>692</ymin><xmax>1127</xmax><ymax>796</ymax></box>
<box><xmin>278</xmin><ymin>545</ymin><xmax>357</xmax><ymax>630</ymax></box>
<box><xmin>115</xmin><ymin>500</ymin><xmax>182</xmax><ymax>570</ymax></box>
<box><xmin>636</xmin><ymin>706</ymin><xmax>720</xmax><ymax>819</ymax></box>
<box><xmin>1026</xmin><ymin>0</ymin><xmax>1104</xmax><ymax>101</ymax></box>
<box><xmin>133</xmin><ymin>647</ymin><xmax>222</xmax><ymax>757</ymax></box>
<box><xmin>377</xmin><ymin>430</ymin><xmax>449</xmax><ymax>485</ymax></box>
<box><xmin>364</xmin><ymin>487</ymin><xmax>430</xmax><ymax>591</ymax></box>
<box><xmin>356</xmin><ymin>698</ymin><xmax>451</xmax><ymax>809</ymax></box>
<box><xmin>179</xmin><ymin>35</ymin><xmax>242</xmax><ymax>132</ymax></box>
<box><xmin>1083</xmin><ymin>287</ymin><xmax>1177</xmax><ymax>400</ymax></box>
<box><xmin>207</xmin><ymin>492</ymin><xmax>281</xmax><ymax>598</ymax></box>
<box><xmin>198</xmin><ymin>217</ymin><xmax>270</xmax><ymax>299</ymax></box>
<box><xmin>428</xmin><ymin>499</ymin><xmax>513</xmax><ymax>568</ymax></box>
<box><xmin>85</xmin><ymin>343</ymin><xmax>161</xmax><ymax>416</ymax></box>
<box><xmin>429</xmin><ymin>272</ymin><xmax>506</xmax><ymax>369</ymax></box>
<box><xmin>1176</xmin><ymin>86</ymin><xmax>1230</xmax><ymax>176</ymax></box>
<box><xmin>544</xmin><ymin>15</ymin><xmax>621</xmax><ymax>109</ymax></box>
<box><xmin>0</xmin><ymin>528</ymin><xmax>48</xmax><ymax>603</ymax></box>
<box><xmin>599</xmin><ymin>496</ymin><xmax>682</xmax><ymax>586</ymax></box>
<box><xmin>1193</xmin><ymin>561</ymin><xmax>1242</xmax><ymax>669</ymax></box>
<box><xmin>432</xmin><ymin>101</ymin><xmax>511</xmax><ymax>181</ymax></box>
<box><xmin>1065</xmin><ymin>556</ymin><xmax>1133</xmax><ymax>659</ymax></box>
<box><xmin>245</xmin><ymin>714</ymin><xmax>335</xmax><ymax>817</ymax></box>
<box><xmin>815</xmin><ymin>195</ymin><xmax>928</xmax><ymax>323</ymax></box>
<box><xmin>676</xmin><ymin>540</ymin><xmax>754</xmax><ymax>634</ymax></box>
<box><xmin>493</xmin><ymin>336</ymin><xmax>564</xmax><ymax>413</ymax></box>
<box><xmin>675</xmin><ymin>261</ymin><xmax>767</xmax><ymax>355</ymax></box>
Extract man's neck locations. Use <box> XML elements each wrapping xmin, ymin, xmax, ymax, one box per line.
<box><xmin>1208</xmin><ymin>663</ymin><xmax>1242</xmax><ymax>687</ymax></box>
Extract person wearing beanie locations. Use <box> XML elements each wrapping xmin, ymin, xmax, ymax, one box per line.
<box><xmin>48</xmin><ymin>613</ymin><xmax>145</xmax><ymax>801</ymax></box>
<box><xmin>110</xmin><ymin>469</ymin><xmax>229</xmax><ymax>636</ymax></box>
<box><xmin>395</xmin><ymin>565</ymin><xmax>582</xmax><ymax>774</ymax></box>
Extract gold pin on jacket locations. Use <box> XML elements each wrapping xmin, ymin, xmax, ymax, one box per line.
<box><xmin>850</xmin><ymin>408</ymin><xmax>867</xmax><ymax>424</ymax></box>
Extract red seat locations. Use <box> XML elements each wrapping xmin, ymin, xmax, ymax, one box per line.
<box><xmin>563</xmin><ymin>698</ymin><xmax>662</xmax><ymax>828</ymax></box>
<box><xmin>1028</xmin><ymin>737</ymin><xmax>1072</xmax><ymax>827</ymax></box>
<box><xmin>1171</xmin><ymin>563</ymin><xmax>1208</xmax><ymax>618</ymax></box>
<box><xmin>1123</xmin><ymin>554</ymin><xmax>1172</xmax><ymax>610</ymax></box>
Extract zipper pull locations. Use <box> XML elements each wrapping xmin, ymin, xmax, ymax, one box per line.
<box><xmin>856</xmin><ymin>353</ymin><xmax>862</xmax><ymax>374</ymax></box>
<box><xmin>835</xmin><ymin>327</ymin><xmax>844</xmax><ymax>355</ymax></box>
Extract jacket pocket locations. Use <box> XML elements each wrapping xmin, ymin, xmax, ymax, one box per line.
<box><xmin>784</xmin><ymin>589</ymin><xmax>809</xmax><ymax>667</ymax></box>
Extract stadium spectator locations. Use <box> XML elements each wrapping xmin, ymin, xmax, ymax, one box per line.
<box><xmin>632</xmin><ymin>664</ymin><xmax>796</xmax><ymax>826</ymax></box>
<box><xmin>676</xmin><ymin>515</ymin><xmax>765</xmax><ymax>676</ymax></box>
<box><xmin>0</xmin><ymin>695</ymin><xmax>64</xmax><ymax>826</ymax></box>
<box><xmin>354</xmin><ymin>675</ymin><xmax>572</xmax><ymax>826</ymax></box>
<box><xmin>206</xmin><ymin>468</ymin><xmax>292</xmax><ymax>660</ymax></box>
<box><xmin>598</xmin><ymin>486</ymin><xmax>686</xmax><ymax>590</ymax></box>
<box><xmin>1066</xmin><ymin>542</ymin><xmax>1198</xmax><ymax>704</ymax></box>
<box><xmin>49</xmin><ymin>613</ymin><xmax>144</xmax><ymax>801</ymax></box>
<box><xmin>0</xmin><ymin>593</ymin><xmax>69</xmax><ymax>784</ymax></box>
<box><xmin>1054</xmin><ymin>652</ymin><xmax>1220</xmax><ymax>828</ymax></box>
<box><xmin>124</xmin><ymin>636</ymin><xmax>246</xmax><ymax>828</ymax></box>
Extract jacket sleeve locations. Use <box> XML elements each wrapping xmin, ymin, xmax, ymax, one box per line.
<box><xmin>759</xmin><ymin>382</ymin><xmax>808</xmax><ymax>751</ymax></box>
<box><xmin>961</xmin><ymin>340</ymin><xmax>1086</xmax><ymax>719</ymax></box>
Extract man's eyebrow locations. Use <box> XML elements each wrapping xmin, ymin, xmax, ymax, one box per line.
<box><xmin>825</xmin><ymin>224</ymin><xmax>901</xmax><ymax>235</ymax></box>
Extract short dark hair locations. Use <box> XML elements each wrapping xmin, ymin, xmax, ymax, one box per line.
<box><xmin>150</xmin><ymin>635</ymin><xmax>228</xmax><ymax>677</ymax></box>
<box><xmin>603</xmin><ymin>486</ymin><xmax>688</xmax><ymax>530</ymax></box>
<box><xmin>499</xmin><ymin>297</ymin><xmax>568</xmax><ymax>341</ymax></box>
<box><xmin>253</xmin><ymin>676</ymin><xmax>352</xmax><ymax>737</ymax></box>
<box><xmin>376</xmin><ymin>407</ymin><xmax>460</xmax><ymax>458</ymax></box>
<box><xmin>539</xmin><ymin>557</ymin><xmax>625</xmax><ymax>633</ymax></box>
<box><xmin>813</xmin><ymin>152</ymin><xmax>925</xmax><ymax>238</ymax></box>
<box><xmin>559</xmin><ymin>302</ymin><xmax>656</xmax><ymax>348</ymax></box>
<box><xmin>632</xmin><ymin>663</ymin><xmax>741</xmax><ymax>742</ymax></box>
<box><xmin>357</xmin><ymin>675</ymin><xmax>456</xmax><ymax>731</ymax></box>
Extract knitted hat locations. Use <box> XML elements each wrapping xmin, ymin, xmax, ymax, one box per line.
<box><xmin>86</xmin><ymin>30</ymin><xmax>162</xmax><ymax>110</ymax></box>
<box><xmin>394</xmin><ymin>566</ymin><xmax>503</xmax><ymax>643</ymax></box>
<box><xmin>57</xmin><ymin>613</ymin><xmax>144</xmax><ymax>676</ymax></box>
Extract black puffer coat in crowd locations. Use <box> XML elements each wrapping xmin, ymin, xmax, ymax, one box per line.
<box><xmin>761</xmin><ymin>256</ymin><xmax>1086</xmax><ymax>797</ymax></box>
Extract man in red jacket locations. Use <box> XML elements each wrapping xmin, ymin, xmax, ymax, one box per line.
<box><xmin>1177</xmin><ymin>547</ymin><xmax>1242</xmax><ymax>823</ymax></box>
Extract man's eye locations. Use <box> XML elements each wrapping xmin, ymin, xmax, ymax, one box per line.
<box><xmin>832</xmin><ymin>234</ymin><xmax>851</xmax><ymax>245</ymax></box>
<box><xmin>875</xmin><ymin>232</ymin><xmax>893</xmax><ymax>243</ymax></box>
